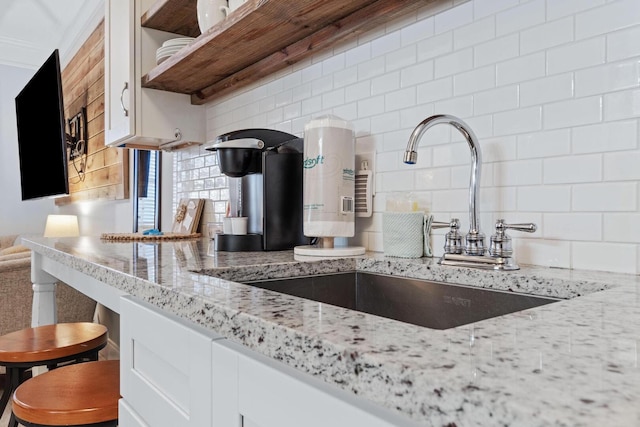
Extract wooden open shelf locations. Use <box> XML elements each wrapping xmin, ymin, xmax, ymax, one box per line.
<box><xmin>141</xmin><ymin>0</ymin><xmax>436</xmax><ymax>105</ymax></box>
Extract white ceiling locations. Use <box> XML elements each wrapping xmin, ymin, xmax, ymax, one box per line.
<box><xmin>0</xmin><ymin>0</ymin><xmax>104</xmax><ymax>69</ymax></box>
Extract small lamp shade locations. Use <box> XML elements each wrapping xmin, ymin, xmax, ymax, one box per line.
<box><xmin>43</xmin><ymin>215</ymin><xmax>80</xmax><ymax>237</ymax></box>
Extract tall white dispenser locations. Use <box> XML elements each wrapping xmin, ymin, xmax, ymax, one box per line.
<box><xmin>294</xmin><ymin>115</ymin><xmax>365</xmax><ymax>257</ymax></box>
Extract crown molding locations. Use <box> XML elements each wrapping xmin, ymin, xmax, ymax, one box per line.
<box><xmin>0</xmin><ymin>1</ymin><xmax>105</xmax><ymax>70</ymax></box>
<box><xmin>0</xmin><ymin>36</ymin><xmax>48</xmax><ymax>69</ymax></box>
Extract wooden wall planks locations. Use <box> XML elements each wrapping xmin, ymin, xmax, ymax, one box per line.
<box><xmin>56</xmin><ymin>20</ymin><xmax>129</xmax><ymax>205</ymax></box>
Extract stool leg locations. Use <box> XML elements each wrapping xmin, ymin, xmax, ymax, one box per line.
<box><xmin>8</xmin><ymin>410</ymin><xmax>18</xmax><ymax>427</ymax></box>
<box><xmin>0</xmin><ymin>367</ymin><xmax>20</xmax><ymax>418</ymax></box>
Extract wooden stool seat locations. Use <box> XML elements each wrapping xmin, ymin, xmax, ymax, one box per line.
<box><xmin>12</xmin><ymin>360</ymin><xmax>120</xmax><ymax>427</ymax></box>
<box><xmin>0</xmin><ymin>323</ymin><xmax>108</xmax><ymax>423</ymax></box>
<box><xmin>0</xmin><ymin>323</ymin><xmax>107</xmax><ymax>364</ymax></box>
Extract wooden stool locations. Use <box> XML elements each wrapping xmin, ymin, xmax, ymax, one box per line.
<box><xmin>12</xmin><ymin>360</ymin><xmax>119</xmax><ymax>427</ymax></box>
<box><xmin>0</xmin><ymin>323</ymin><xmax>108</xmax><ymax>421</ymax></box>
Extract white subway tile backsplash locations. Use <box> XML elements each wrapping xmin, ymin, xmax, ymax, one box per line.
<box><xmin>479</xmin><ymin>186</ymin><xmax>517</xmax><ymax>211</ymax></box>
<box><xmin>345</xmin><ymin>43</ymin><xmax>371</xmax><ymax>67</ymax></box>
<box><xmin>544</xmin><ymin>213</ymin><xmax>602</xmax><ymax>241</ymax></box>
<box><xmin>464</xmin><ymin>115</ymin><xmax>493</xmax><ymax>140</ymax></box>
<box><xmin>301</xmin><ymin>62</ymin><xmax>323</xmax><ymax>83</ymax></box>
<box><xmin>520</xmin><ymin>17</ymin><xmax>574</xmax><ymax>55</ymax></box>
<box><xmin>473</xmin><ymin>0</ymin><xmax>519</xmax><ymax>19</ymax></box>
<box><xmin>546</xmin><ymin>0</ymin><xmax>605</xmax><ymax>20</ymax></box>
<box><xmin>401</xmin><ymin>60</ymin><xmax>434</xmax><ymax>88</ymax></box>
<box><xmin>603</xmin><ymin>89</ymin><xmax>640</xmax><ymax>121</ymax></box>
<box><xmin>520</xmin><ymin>73</ymin><xmax>574</xmax><ymax>107</ymax></box>
<box><xmin>433</xmin><ymin>141</ymin><xmax>471</xmax><ymax>167</ymax></box>
<box><xmin>575</xmin><ymin>60</ymin><xmax>640</xmax><ymax>97</ymax></box>
<box><xmin>474</xmin><ymin>85</ymin><xmax>518</xmax><ymax>115</ymax></box>
<box><xmin>517</xmin><ymin>186</ymin><xmax>572</xmax><ymax>212</ymax></box>
<box><xmin>604</xmin><ymin>213</ymin><xmax>640</xmax><ymax>243</ymax></box>
<box><xmin>321</xmin><ymin>53</ymin><xmax>346</xmax><ymax>76</ymax></box>
<box><xmin>400</xmin><ymin>103</ymin><xmax>436</xmax><ymax>129</ymax></box>
<box><xmin>572</xmin><ymin>242</ymin><xmax>637</xmax><ymax>274</ymax></box>
<box><xmin>494</xmin><ymin>160</ymin><xmax>542</xmax><ymax>186</ymax></box>
<box><xmin>543</xmin><ymin>97</ymin><xmax>602</xmax><ymax>129</ymax></box>
<box><xmin>386</xmin><ymin>45</ymin><xmax>417</xmax><ymax>72</ymax></box>
<box><xmin>417</xmin><ymin>77</ymin><xmax>453</xmax><ymax>103</ymax></box>
<box><xmin>175</xmin><ymin>0</ymin><xmax>640</xmax><ymax>274</ymax></box>
<box><xmin>474</xmin><ymin>34</ymin><xmax>519</xmax><ymax>67</ymax></box>
<box><xmin>371</xmin><ymin>72</ymin><xmax>401</xmax><ymax>95</ymax></box>
<box><xmin>417</xmin><ymin>32</ymin><xmax>454</xmax><ymax>62</ymax></box>
<box><xmin>572</xmin><ymin>182</ymin><xmax>637</xmax><ymax>211</ymax></box>
<box><xmin>401</xmin><ymin>16</ymin><xmax>435</xmax><ymax>46</ymax></box>
<box><xmin>514</xmin><ymin>238</ymin><xmax>571</xmax><ymax>269</ymax></box>
<box><xmin>494</xmin><ymin>106</ymin><xmax>542</xmax><ymax>136</ymax></box>
<box><xmin>546</xmin><ymin>37</ymin><xmax>605</xmax><ymax>75</ymax></box>
<box><xmin>358</xmin><ymin>56</ymin><xmax>386</xmax><ymax>80</ymax></box>
<box><xmin>371</xmin><ymin>111</ymin><xmax>401</xmax><ymax>135</ymax></box>
<box><xmin>371</xmin><ymin>31</ymin><xmax>401</xmax><ymax>57</ymax></box>
<box><xmin>381</xmin><ymin>170</ymin><xmax>415</xmax><ymax>192</ymax></box>
<box><xmin>322</xmin><ymin>88</ymin><xmax>345</xmax><ymax>109</ymax></box>
<box><xmin>454</xmin><ymin>65</ymin><xmax>495</xmax><ymax>96</ymax></box>
<box><xmin>604</xmin><ymin>151</ymin><xmax>640</xmax><ymax>181</ymax></box>
<box><xmin>544</xmin><ymin>154</ymin><xmax>602</xmax><ymax>184</ymax></box>
<box><xmin>435</xmin><ymin>48</ymin><xmax>473</xmax><ymax>78</ymax></box>
<box><xmin>572</xmin><ymin>121</ymin><xmax>638</xmax><ymax>154</ymax></box>
<box><xmin>496</xmin><ymin>0</ymin><xmax>545</xmax><ymax>36</ymax></box>
<box><xmin>434</xmin><ymin>1</ymin><xmax>473</xmax><ymax>34</ymax></box>
<box><xmin>575</xmin><ymin>0</ymin><xmax>640</xmax><ymax>40</ymax></box>
<box><xmin>453</xmin><ymin>16</ymin><xmax>495</xmax><ymax>50</ymax></box>
<box><xmin>518</xmin><ymin>129</ymin><xmax>571</xmax><ymax>159</ymax></box>
<box><xmin>292</xmin><ymin>82</ymin><xmax>312</xmax><ymax>102</ymax></box>
<box><xmin>301</xmin><ymin>96</ymin><xmax>321</xmax><ymax>116</ymax></box>
<box><xmin>496</xmin><ymin>52</ymin><xmax>546</xmax><ymax>86</ymax></box>
<box><xmin>414</xmin><ymin>167</ymin><xmax>451</xmax><ymax>190</ymax></box>
<box><xmin>434</xmin><ymin>95</ymin><xmax>474</xmax><ymax>119</ymax></box>
<box><xmin>385</xmin><ymin>87</ymin><xmax>416</xmax><ymax>112</ymax></box>
<box><xmin>345</xmin><ymin>81</ymin><xmax>371</xmax><ymax>103</ymax></box>
<box><xmin>358</xmin><ymin>94</ymin><xmax>386</xmax><ymax>118</ymax></box>
<box><xmin>607</xmin><ymin>25</ymin><xmax>640</xmax><ymax>62</ymax></box>
<box><xmin>480</xmin><ymin>135</ymin><xmax>517</xmax><ymax>163</ymax></box>
<box><xmin>432</xmin><ymin>188</ymin><xmax>470</xmax><ymax>212</ymax></box>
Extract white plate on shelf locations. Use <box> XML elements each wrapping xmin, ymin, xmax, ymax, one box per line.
<box><xmin>156</xmin><ymin>46</ymin><xmax>182</xmax><ymax>56</ymax></box>
<box><xmin>162</xmin><ymin>37</ymin><xmax>195</xmax><ymax>47</ymax></box>
<box><xmin>156</xmin><ymin>46</ymin><xmax>184</xmax><ymax>59</ymax></box>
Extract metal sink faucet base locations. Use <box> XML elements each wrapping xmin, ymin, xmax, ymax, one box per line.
<box><xmin>404</xmin><ymin>114</ymin><xmax>536</xmax><ymax>270</ymax></box>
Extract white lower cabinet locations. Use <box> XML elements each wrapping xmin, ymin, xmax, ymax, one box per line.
<box><xmin>119</xmin><ymin>400</ymin><xmax>149</xmax><ymax>427</ymax></box>
<box><xmin>120</xmin><ymin>295</ymin><xmax>414</xmax><ymax>427</ymax></box>
<box><xmin>119</xmin><ymin>296</ymin><xmax>222</xmax><ymax>427</ymax></box>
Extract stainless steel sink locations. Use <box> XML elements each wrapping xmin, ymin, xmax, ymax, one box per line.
<box><xmin>243</xmin><ymin>272</ymin><xmax>559</xmax><ymax>330</ymax></box>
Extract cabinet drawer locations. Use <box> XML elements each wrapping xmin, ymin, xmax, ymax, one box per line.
<box><xmin>120</xmin><ymin>296</ymin><xmax>222</xmax><ymax>427</ymax></box>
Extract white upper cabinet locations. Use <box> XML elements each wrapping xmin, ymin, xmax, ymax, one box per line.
<box><xmin>104</xmin><ymin>0</ymin><xmax>205</xmax><ymax>151</ymax></box>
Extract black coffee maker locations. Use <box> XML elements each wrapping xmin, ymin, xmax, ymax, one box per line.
<box><xmin>205</xmin><ymin>129</ymin><xmax>310</xmax><ymax>251</ymax></box>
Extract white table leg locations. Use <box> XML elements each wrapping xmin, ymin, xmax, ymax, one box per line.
<box><xmin>31</xmin><ymin>251</ymin><xmax>58</xmax><ymax>327</ymax></box>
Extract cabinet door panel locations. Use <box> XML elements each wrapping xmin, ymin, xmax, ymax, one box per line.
<box><xmin>211</xmin><ymin>340</ymin><xmax>242</xmax><ymax>427</ymax></box>
<box><xmin>119</xmin><ymin>399</ymin><xmax>150</xmax><ymax>427</ymax></box>
<box><xmin>121</xmin><ymin>296</ymin><xmax>220</xmax><ymax>427</ymax></box>
<box><xmin>238</xmin><ymin>355</ymin><xmax>401</xmax><ymax>427</ymax></box>
<box><xmin>104</xmin><ymin>0</ymin><xmax>134</xmax><ymax>144</ymax></box>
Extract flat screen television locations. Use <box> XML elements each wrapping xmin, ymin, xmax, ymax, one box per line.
<box><xmin>15</xmin><ymin>49</ymin><xmax>69</xmax><ymax>200</ymax></box>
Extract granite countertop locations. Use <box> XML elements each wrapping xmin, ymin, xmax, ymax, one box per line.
<box><xmin>23</xmin><ymin>236</ymin><xmax>640</xmax><ymax>426</ymax></box>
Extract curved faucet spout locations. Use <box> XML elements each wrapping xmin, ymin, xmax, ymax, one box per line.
<box><xmin>404</xmin><ymin>114</ymin><xmax>485</xmax><ymax>255</ymax></box>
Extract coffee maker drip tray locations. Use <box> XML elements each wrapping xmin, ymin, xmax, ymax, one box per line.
<box><xmin>215</xmin><ymin>234</ymin><xmax>263</xmax><ymax>251</ymax></box>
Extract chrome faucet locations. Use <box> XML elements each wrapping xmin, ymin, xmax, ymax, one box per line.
<box><xmin>404</xmin><ymin>114</ymin><xmax>536</xmax><ymax>270</ymax></box>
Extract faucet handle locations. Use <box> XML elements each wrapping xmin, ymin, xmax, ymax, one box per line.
<box><xmin>431</xmin><ymin>218</ymin><xmax>463</xmax><ymax>254</ymax></box>
<box><xmin>489</xmin><ymin>219</ymin><xmax>537</xmax><ymax>258</ymax></box>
